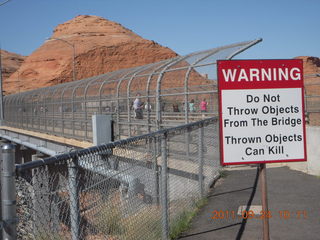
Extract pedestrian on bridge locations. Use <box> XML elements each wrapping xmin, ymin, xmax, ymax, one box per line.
<box><xmin>200</xmin><ymin>98</ymin><xmax>208</xmax><ymax>112</ymax></box>
<box><xmin>189</xmin><ymin>99</ymin><xmax>195</xmax><ymax>112</ymax></box>
<box><xmin>172</xmin><ymin>102</ymin><xmax>180</xmax><ymax>112</ymax></box>
<box><xmin>133</xmin><ymin>93</ymin><xmax>144</xmax><ymax>119</ymax></box>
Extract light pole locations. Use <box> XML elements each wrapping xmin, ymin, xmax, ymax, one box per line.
<box><xmin>47</xmin><ymin>37</ymin><xmax>76</xmax><ymax>82</ymax></box>
<box><xmin>0</xmin><ymin>0</ymin><xmax>12</xmax><ymax>7</ymax></box>
<box><xmin>0</xmin><ymin>47</ymin><xmax>4</xmax><ymax>121</ymax></box>
<box><xmin>16</xmin><ymin>70</ymin><xmax>20</xmax><ymax>93</ymax></box>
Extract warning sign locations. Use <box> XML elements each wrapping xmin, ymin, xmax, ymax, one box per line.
<box><xmin>217</xmin><ymin>59</ymin><xmax>307</xmax><ymax>165</ymax></box>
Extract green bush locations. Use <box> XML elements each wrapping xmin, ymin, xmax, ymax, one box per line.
<box><xmin>169</xmin><ymin>198</ymin><xmax>208</xmax><ymax>240</ymax></box>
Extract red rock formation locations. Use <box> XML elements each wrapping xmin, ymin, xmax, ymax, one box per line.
<box><xmin>294</xmin><ymin>56</ymin><xmax>320</xmax><ymax>94</ymax></box>
<box><xmin>5</xmin><ymin>15</ymin><xmax>177</xmax><ymax>94</ymax></box>
<box><xmin>0</xmin><ymin>50</ymin><xmax>26</xmax><ymax>93</ymax></box>
<box><xmin>4</xmin><ymin>15</ymin><xmax>319</xmax><ymax>99</ymax></box>
<box><xmin>295</xmin><ymin>56</ymin><xmax>320</xmax><ymax>125</ymax></box>
<box><xmin>295</xmin><ymin>56</ymin><xmax>320</xmax><ymax>79</ymax></box>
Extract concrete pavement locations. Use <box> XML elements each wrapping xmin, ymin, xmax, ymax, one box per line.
<box><xmin>179</xmin><ymin>166</ymin><xmax>320</xmax><ymax>240</ymax></box>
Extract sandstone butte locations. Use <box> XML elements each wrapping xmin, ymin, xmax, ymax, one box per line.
<box><xmin>2</xmin><ymin>15</ymin><xmax>320</xmax><ymax>96</ymax></box>
<box><xmin>4</xmin><ymin>15</ymin><xmax>180</xmax><ymax>94</ymax></box>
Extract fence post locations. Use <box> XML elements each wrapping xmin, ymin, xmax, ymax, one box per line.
<box><xmin>185</xmin><ymin>132</ymin><xmax>190</xmax><ymax>160</ymax></box>
<box><xmin>153</xmin><ymin>137</ymin><xmax>160</xmax><ymax>206</ymax></box>
<box><xmin>31</xmin><ymin>153</ymin><xmax>58</xmax><ymax>237</ymax></box>
<box><xmin>1</xmin><ymin>143</ymin><xmax>17</xmax><ymax>240</ymax></box>
<box><xmin>68</xmin><ymin>157</ymin><xmax>81</xmax><ymax>240</ymax></box>
<box><xmin>198</xmin><ymin>125</ymin><xmax>204</xmax><ymax>198</ymax></box>
<box><xmin>304</xmin><ymin>88</ymin><xmax>309</xmax><ymax>124</ymax></box>
<box><xmin>160</xmin><ymin>134</ymin><xmax>169</xmax><ymax>240</ymax></box>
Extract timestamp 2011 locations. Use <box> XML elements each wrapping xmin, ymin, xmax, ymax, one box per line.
<box><xmin>210</xmin><ymin>210</ymin><xmax>308</xmax><ymax>220</ymax></box>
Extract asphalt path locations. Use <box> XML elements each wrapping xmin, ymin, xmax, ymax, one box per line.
<box><xmin>179</xmin><ymin>166</ymin><xmax>320</xmax><ymax>240</ymax></box>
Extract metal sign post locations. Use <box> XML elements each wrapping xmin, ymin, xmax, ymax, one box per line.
<box><xmin>259</xmin><ymin>163</ymin><xmax>270</xmax><ymax>240</ymax></box>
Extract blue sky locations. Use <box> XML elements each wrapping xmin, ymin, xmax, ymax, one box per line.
<box><xmin>0</xmin><ymin>0</ymin><xmax>319</xmax><ymax>59</ymax></box>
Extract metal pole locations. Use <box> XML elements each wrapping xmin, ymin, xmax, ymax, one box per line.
<box><xmin>304</xmin><ymin>88</ymin><xmax>308</xmax><ymax>124</ymax></box>
<box><xmin>68</xmin><ymin>157</ymin><xmax>81</xmax><ymax>240</ymax></box>
<box><xmin>47</xmin><ymin>37</ymin><xmax>76</xmax><ymax>82</ymax></box>
<box><xmin>160</xmin><ymin>135</ymin><xmax>168</xmax><ymax>240</ymax></box>
<box><xmin>185</xmin><ymin>132</ymin><xmax>190</xmax><ymax>160</ymax></box>
<box><xmin>1</xmin><ymin>143</ymin><xmax>17</xmax><ymax>240</ymax></box>
<box><xmin>0</xmin><ymin>48</ymin><xmax>4</xmax><ymax>122</ymax></box>
<box><xmin>153</xmin><ymin>137</ymin><xmax>159</xmax><ymax>206</ymax></box>
<box><xmin>17</xmin><ymin>71</ymin><xmax>20</xmax><ymax>93</ymax></box>
<box><xmin>259</xmin><ymin>163</ymin><xmax>270</xmax><ymax>240</ymax></box>
<box><xmin>0</xmin><ymin>0</ymin><xmax>12</xmax><ymax>7</ymax></box>
<box><xmin>198</xmin><ymin>125</ymin><xmax>204</xmax><ymax>197</ymax></box>
<box><xmin>72</xmin><ymin>45</ymin><xmax>76</xmax><ymax>82</ymax></box>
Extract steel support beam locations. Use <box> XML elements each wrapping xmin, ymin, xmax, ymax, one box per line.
<box><xmin>0</xmin><ymin>129</ymin><xmax>75</xmax><ymax>156</ymax></box>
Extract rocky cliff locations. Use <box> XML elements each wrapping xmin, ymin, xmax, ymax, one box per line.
<box><xmin>295</xmin><ymin>56</ymin><xmax>320</xmax><ymax>125</ymax></box>
<box><xmin>0</xmin><ymin>50</ymin><xmax>25</xmax><ymax>91</ymax></box>
<box><xmin>5</xmin><ymin>15</ymin><xmax>177</xmax><ymax>94</ymax></box>
<box><xmin>298</xmin><ymin>56</ymin><xmax>320</xmax><ymax>75</ymax></box>
<box><xmin>295</xmin><ymin>56</ymin><xmax>320</xmax><ymax>94</ymax></box>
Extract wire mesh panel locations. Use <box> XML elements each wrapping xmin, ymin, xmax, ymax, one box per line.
<box><xmin>165</xmin><ymin>121</ymin><xmax>220</xmax><ymax>238</ymax></box>
<box><xmin>15</xmin><ymin>117</ymin><xmax>220</xmax><ymax>240</ymax></box>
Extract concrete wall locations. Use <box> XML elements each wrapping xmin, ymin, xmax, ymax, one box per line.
<box><xmin>283</xmin><ymin>126</ymin><xmax>320</xmax><ymax>176</ymax></box>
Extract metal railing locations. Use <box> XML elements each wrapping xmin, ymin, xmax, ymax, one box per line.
<box><xmin>2</xmin><ymin>117</ymin><xmax>220</xmax><ymax>240</ymax></box>
<box><xmin>2</xmin><ymin>39</ymin><xmax>262</xmax><ymax>142</ymax></box>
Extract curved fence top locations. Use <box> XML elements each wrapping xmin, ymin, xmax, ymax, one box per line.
<box><xmin>5</xmin><ymin>39</ymin><xmax>262</xmax><ymax>103</ymax></box>
<box><xmin>3</xmin><ymin>39</ymin><xmax>262</xmax><ymax>142</ymax></box>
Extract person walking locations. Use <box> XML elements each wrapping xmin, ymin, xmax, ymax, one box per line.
<box><xmin>189</xmin><ymin>99</ymin><xmax>195</xmax><ymax>112</ymax></box>
<box><xmin>200</xmin><ymin>98</ymin><xmax>208</xmax><ymax>112</ymax></box>
<box><xmin>133</xmin><ymin>93</ymin><xmax>144</xmax><ymax>119</ymax></box>
<box><xmin>172</xmin><ymin>102</ymin><xmax>180</xmax><ymax>112</ymax></box>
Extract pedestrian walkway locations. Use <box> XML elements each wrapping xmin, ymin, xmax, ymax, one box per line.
<box><xmin>179</xmin><ymin>166</ymin><xmax>320</xmax><ymax>240</ymax></box>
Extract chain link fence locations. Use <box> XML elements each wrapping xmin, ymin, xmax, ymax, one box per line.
<box><xmin>8</xmin><ymin>117</ymin><xmax>220</xmax><ymax>240</ymax></box>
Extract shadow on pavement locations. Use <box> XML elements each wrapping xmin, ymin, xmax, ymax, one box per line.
<box><xmin>180</xmin><ymin>166</ymin><xmax>260</xmax><ymax>240</ymax></box>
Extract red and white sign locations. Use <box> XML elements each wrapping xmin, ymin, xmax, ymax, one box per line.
<box><xmin>217</xmin><ymin>59</ymin><xmax>307</xmax><ymax>165</ymax></box>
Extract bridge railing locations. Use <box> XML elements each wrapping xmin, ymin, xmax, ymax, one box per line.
<box><xmin>3</xmin><ymin>117</ymin><xmax>220</xmax><ymax>240</ymax></box>
<box><xmin>3</xmin><ymin>85</ymin><xmax>220</xmax><ymax>143</ymax></box>
<box><xmin>3</xmin><ymin>39</ymin><xmax>263</xmax><ymax>143</ymax></box>
<box><xmin>3</xmin><ymin>75</ymin><xmax>319</xmax><ymax>145</ymax></box>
